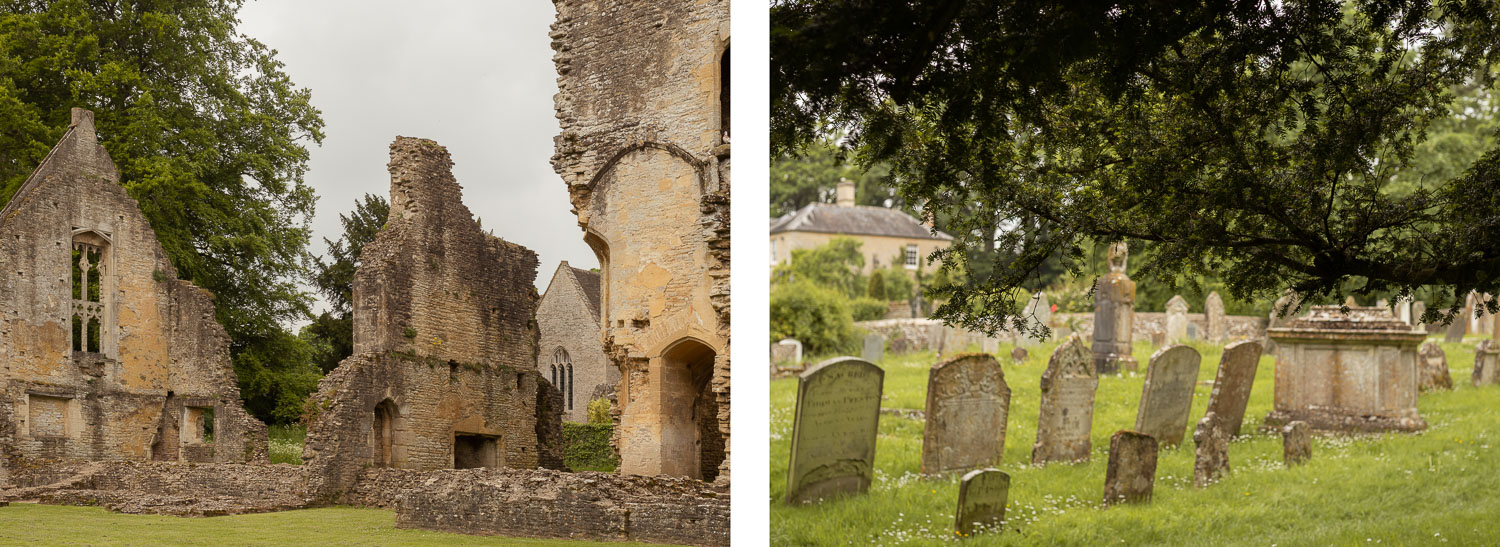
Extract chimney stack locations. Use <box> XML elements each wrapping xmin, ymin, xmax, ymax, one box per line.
<box><xmin>835</xmin><ymin>178</ymin><xmax>855</xmax><ymax>207</ymax></box>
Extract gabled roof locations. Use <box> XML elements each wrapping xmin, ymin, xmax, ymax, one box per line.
<box><xmin>769</xmin><ymin>203</ymin><xmax>954</xmax><ymax>240</ymax></box>
<box><xmin>541</xmin><ymin>261</ymin><xmax>602</xmax><ymax>325</ymax></box>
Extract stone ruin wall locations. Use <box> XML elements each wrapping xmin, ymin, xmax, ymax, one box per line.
<box><xmin>0</xmin><ymin>110</ymin><xmax>266</xmax><ymax>485</ymax></box>
<box><xmin>551</xmin><ymin>0</ymin><xmax>731</xmax><ymax>482</ymax></box>
<box><xmin>301</xmin><ymin>137</ymin><xmax>561</xmax><ymax>501</ymax></box>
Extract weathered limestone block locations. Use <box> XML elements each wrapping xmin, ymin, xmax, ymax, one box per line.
<box><xmin>1418</xmin><ymin>342</ymin><xmax>1452</xmax><ymax>392</ymax></box>
<box><xmin>862</xmin><ymin>333</ymin><xmax>885</xmax><ymax>363</ymax></box>
<box><xmin>1282</xmin><ymin>421</ymin><xmax>1311</xmax><ymax>466</ymax></box>
<box><xmin>1264</xmin><ymin>306</ymin><xmax>1426</xmax><ymax>433</ymax></box>
<box><xmin>1205</xmin><ymin>291</ymin><xmax>1226</xmax><ymax>343</ymax></box>
<box><xmin>955</xmin><ymin>469</ymin><xmax>1008</xmax><ymax>537</ymax></box>
<box><xmin>1474</xmin><ymin>339</ymin><xmax>1500</xmax><ymax>387</ymax></box>
<box><xmin>0</xmin><ymin>108</ymin><xmax>266</xmax><ymax>472</ymax></box>
<box><xmin>1032</xmin><ymin>335</ymin><xmax>1097</xmax><ymax>465</ymax></box>
<box><xmin>1092</xmin><ymin>242</ymin><xmax>1137</xmax><ymax>374</ymax></box>
<box><xmin>786</xmin><ymin>358</ymin><xmax>883</xmax><ymax>504</ymax></box>
<box><xmin>1205</xmin><ymin>340</ymin><xmax>1262</xmax><ymax>437</ymax></box>
<box><xmin>1192</xmin><ymin>412</ymin><xmax>1229</xmax><ymax>488</ymax></box>
<box><xmin>1164</xmin><ymin>295</ymin><xmax>1189</xmax><ymax>344</ymax></box>
<box><xmin>1103</xmin><ymin>430</ymin><xmax>1158</xmax><ymax>506</ymax></box>
<box><xmin>922</xmin><ymin>354</ymin><xmax>1010</xmax><ymax>475</ymax></box>
<box><xmin>1134</xmin><ymin>345</ymin><xmax>1201</xmax><ymax>447</ymax></box>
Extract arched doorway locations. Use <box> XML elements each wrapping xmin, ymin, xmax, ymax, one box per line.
<box><xmin>373</xmin><ymin>399</ymin><xmax>397</xmax><ymax>467</ymax></box>
<box><xmin>659</xmin><ymin>338</ymin><xmax>723</xmax><ymax>480</ymax></box>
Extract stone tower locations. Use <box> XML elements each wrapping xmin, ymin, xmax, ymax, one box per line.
<box><xmin>550</xmin><ymin>0</ymin><xmax>731</xmax><ymax>482</ymax></box>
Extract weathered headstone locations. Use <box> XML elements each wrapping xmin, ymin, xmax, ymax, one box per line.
<box><xmin>772</xmin><ymin>339</ymin><xmax>802</xmax><ymax>366</ymax></box>
<box><xmin>1480</xmin><ymin>293</ymin><xmax>1495</xmax><ymax>338</ymax></box>
<box><xmin>786</xmin><ymin>357</ymin><xmax>885</xmax><ymax>504</ymax></box>
<box><xmin>922</xmin><ymin>353</ymin><xmax>1011</xmax><ymax>475</ymax></box>
<box><xmin>1204</xmin><ymin>291</ymin><xmax>1226</xmax><ymax>343</ymax></box>
<box><xmin>1010</xmin><ymin>347</ymin><xmax>1028</xmax><ymax>363</ymax></box>
<box><xmin>1133</xmin><ymin>345</ymin><xmax>1201</xmax><ymax>446</ymax></box>
<box><xmin>1417</xmin><ymin>341</ymin><xmax>1452</xmax><ymax>392</ymax></box>
<box><xmin>1444</xmin><ymin>297</ymin><xmax>1471</xmax><ymax>343</ymax></box>
<box><xmin>1018</xmin><ymin>293</ymin><xmax>1052</xmax><ymax>348</ymax></box>
<box><xmin>1204</xmin><ymin>340</ymin><xmax>1262</xmax><ymax>437</ymax></box>
<box><xmin>1265</xmin><ymin>306</ymin><xmax>1426</xmax><ymax>433</ymax></box>
<box><xmin>1398</xmin><ymin>300</ymin><xmax>1412</xmax><ymax>324</ymax></box>
<box><xmin>1186</xmin><ymin>322</ymin><xmax>1200</xmax><ymax>341</ymax></box>
<box><xmin>861</xmin><ymin>333</ymin><xmax>885</xmax><ymax>363</ymax></box>
<box><xmin>1033</xmin><ymin>335</ymin><xmax>1098</xmax><ymax>465</ymax></box>
<box><xmin>1472</xmin><ymin>339</ymin><xmax>1499</xmax><ymax>387</ymax></box>
<box><xmin>1164</xmin><ymin>295</ymin><xmax>1189</xmax><ymax>344</ymax></box>
<box><xmin>1103</xmin><ymin>430</ymin><xmax>1158</xmax><ymax>507</ymax></box>
<box><xmin>1092</xmin><ymin>242</ymin><xmax>1138</xmax><ymax>374</ymax></box>
<box><xmin>1282</xmin><ymin>421</ymin><xmax>1311</xmax><ymax>466</ymax></box>
<box><xmin>1376</xmin><ymin>298</ymin><xmax>1389</xmax><ymax>309</ymax></box>
<box><xmin>955</xmin><ymin>469</ymin><xmax>1009</xmax><ymax>537</ymax></box>
<box><xmin>1192</xmin><ymin>412</ymin><xmax>1230</xmax><ymax>488</ymax></box>
<box><xmin>1411</xmin><ymin>300</ymin><xmax>1427</xmax><ymax>331</ymax></box>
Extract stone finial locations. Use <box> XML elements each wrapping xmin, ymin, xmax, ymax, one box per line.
<box><xmin>70</xmin><ymin>107</ymin><xmax>97</xmax><ymax>143</ymax></box>
<box><xmin>1107</xmin><ymin>241</ymin><xmax>1128</xmax><ymax>273</ymax></box>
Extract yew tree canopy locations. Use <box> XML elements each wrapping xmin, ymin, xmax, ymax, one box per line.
<box><xmin>772</xmin><ymin>0</ymin><xmax>1500</xmax><ymax>332</ymax></box>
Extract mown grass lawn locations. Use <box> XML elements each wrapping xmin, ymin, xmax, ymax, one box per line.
<box><xmin>771</xmin><ymin>336</ymin><xmax>1500</xmax><ymax>545</ymax></box>
<box><xmin>0</xmin><ymin>503</ymin><xmax>670</xmax><ymax>546</ymax></box>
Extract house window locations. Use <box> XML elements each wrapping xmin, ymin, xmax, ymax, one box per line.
<box><xmin>71</xmin><ymin>232</ymin><xmax>110</xmax><ymax>355</ymax></box>
<box><xmin>553</xmin><ymin>348</ymin><xmax>572</xmax><ymax>410</ymax></box>
<box><xmin>904</xmin><ymin>244</ymin><xmax>919</xmax><ymax>270</ymax></box>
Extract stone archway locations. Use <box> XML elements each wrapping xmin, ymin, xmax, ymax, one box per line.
<box><xmin>373</xmin><ymin>399</ymin><xmax>398</xmax><ymax>468</ymax></box>
<box><xmin>659</xmin><ymin>338</ymin><xmax>721</xmax><ymax>480</ymax></box>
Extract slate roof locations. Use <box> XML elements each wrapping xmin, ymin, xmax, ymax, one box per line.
<box><xmin>769</xmin><ymin>203</ymin><xmax>954</xmax><ymax>240</ymax></box>
<box><xmin>569</xmin><ymin>266</ymin><xmax>602</xmax><ymax>323</ymax></box>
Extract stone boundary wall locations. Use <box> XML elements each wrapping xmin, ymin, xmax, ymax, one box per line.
<box><xmin>858</xmin><ymin>313</ymin><xmax>1268</xmax><ymax>353</ymax></box>
<box><xmin>1</xmin><ymin>461</ymin><xmax>309</xmax><ymax>515</ymax></box>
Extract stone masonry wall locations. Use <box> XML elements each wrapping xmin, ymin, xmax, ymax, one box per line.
<box><xmin>0</xmin><ymin>109</ymin><xmax>265</xmax><ymax>478</ymax></box>
<box><xmin>536</xmin><ymin>263</ymin><xmax>616</xmax><ymax>422</ymax></box>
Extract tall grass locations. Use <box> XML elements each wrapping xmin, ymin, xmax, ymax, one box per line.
<box><xmin>771</xmin><ymin>336</ymin><xmax>1500</xmax><ymax>545</ymax></box>
<box><xmin>267</xmin><ymin>424</ymin><xmax>305</xmax><ymax>465</ymax></box>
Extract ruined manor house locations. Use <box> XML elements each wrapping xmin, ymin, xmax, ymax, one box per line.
<box><xmin>551</xmin><ymin>0</ymin><xmax>731</xmax><ymax>482</ymax></box>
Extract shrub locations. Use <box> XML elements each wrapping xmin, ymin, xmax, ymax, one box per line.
<box><xmin>771</xmin><ymin>237</ymin><xmax>866</xmax><ymax>299</ymax></box>
<box><xmin>850</xmin><ymin>297</ymin><xmax>889</xmax><ymax>321</ymax></box>
<box><xmin>866</xmin><ymin>270</ymin><xmax>887</xmax><ymax>300</ymax></box>
<box><xmin>586</xmin><ymin>397</ymin><xmax>612</xmax><ymax>424</ymax></box>
<box><xmin>563</xmin><ymin>422</ymin><xmax>618</xmax><ymax>472</ymax></box>
<box><xmin>770</xmin><ymin>280</ymin><xmax>856</xmax><ymax>354</ymax></box>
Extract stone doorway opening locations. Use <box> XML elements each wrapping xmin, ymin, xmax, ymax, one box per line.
<box><xmin>373</xmin><ymin>399</ymin><xmax>397</xmax><ymax>467</ymax></box>
<box><xmin>661</xmin><ymin>339</ymin><xmax>723</xmax><ymax>481</ymax></box>
<box><xmin>453</xmin><ymin>433</ymin><xmax>498</xmax><ymax>469</ymax></box>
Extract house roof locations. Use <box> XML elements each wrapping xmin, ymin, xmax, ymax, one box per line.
<box><xmin>541</xmin><ymin>261</ymin><xmax>603</xmax><ymax>326</ymax></box>
<box><xmin>769</xmin><ymin>203</ymin><xmax>954</xmax><ymax>241</ymax></box>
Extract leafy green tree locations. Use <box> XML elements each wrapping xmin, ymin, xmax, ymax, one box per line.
<box><xmin>773</xmin><ymin>0</ymin><xmax>1500</xmax><ymax>333</ymax></box>
<box><xmin>866</xmin><ymin>269</ymin><xmax>886</xmax><ymax>300</ymax></box>
<box><xmin>771</xmin><ymin>137</ymin><xmax>903</xmax><ymax>216</ymax></box>
<box><xmin>305</xmin><ymin>194</ymin><xmax>388</xmax><ymax>374</ymax></box>
<box><xmin>0</xmin><ymin>1</ymin><xmax>325</xmax><ymax>421</ymax></box>
<box><xmin>771</xmin><ymin>237</ymin><xmax>866</xmax><ymax>299</ymax></box>
<box><xmin>769</xmin><ymin>280</ymin><xmax>856</xmax><ymax>354</ymax></box>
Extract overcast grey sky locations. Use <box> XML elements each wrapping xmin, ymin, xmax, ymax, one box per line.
<box><xmin>237</xmin><ymin>1</ymin><xmax>595</xmax><ymax>310</ymax></box>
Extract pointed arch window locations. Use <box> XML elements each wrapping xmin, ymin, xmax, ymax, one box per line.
<box><xmin>70</xmin><ymin>230</ymin><xmax>112</xmax><ymax>357</ymax></box>
<box><xmin>552</xmin><ymin>348</ymin><xmax>573</xmax><ymax>410</ymax></box>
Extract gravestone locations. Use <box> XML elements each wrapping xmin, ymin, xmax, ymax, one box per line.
<box><xmin>1204</xmin><ymin>340</ymin><xmax>1262</xmax><ymax>437</ymax></box>
<box><xmin>1444</xmin><ymin>298</ymin><xmax>1470</xmax><ymax>343</ymax></box>
<box><xmin>1103</xmin><ymin>430</ymin><xmax>1158</xmax><ymax>507</ymax></box>
<box><xmin>1480</xmin><ymin>293</ymin><xmax>1495</xmax><ymax>338</ymax></box>
<box><xmin>1376</xmin><ymin>298</ymin><xmax>1389</xmax><ymax>309</ymax></box>
<box><xmin>1032</xmin><ymin>335</ymin><xmax>1098</xmax><ymax>465</ymax></box>
<box><xmin>1186</xmin><ymin>323</ymin><xmax>1200</xmax><ymax>341</ymax></box>
<box><xmin>922</xmin><ymin>353</ymin><xmax>1011</xmax><ymax>475</ymax></box>
<box><xmin>1010</xmin><ymin>347</ymin><xmax>1028</xmax><ymax>363</ymax></box>
<box><xmin>1282</xmin><ymin>421</ymin><xmax>1311</xmax><ymax>466</ymax></box>
<box><xmin>1164</xmin><ymin>295</ymin><xmax>1189</xmax><ymax>344</ymax></box>
<box><xmin>928</xmin><ymin>323</ymin><xmax>947</xmax><ymax>354</ymax></box>
<box><xmin>1398</xmin><ymin>300</ymin><xmax>1411</xmax><ymax>324</ymax></box>
<box><xmin>1417</xmin><ymin>342</ymin><xmax>1452</xmax><ymax>392</ymax></box>
<box><xmin>1473</xmin><ymin>339</ymin><xmax>1499</xmax><ymax>387</ymax></box>
<box><xmin>861</xmin><ymin>333</ymin><xmax>885</xmax><ymax>363</ymax></box>
<box><xmin>1265</xmin><ymin>305</ymin><xmax>1426</xmax><ymax>432</ymax></box>
<box><xmin>786</xmin><ymin>357</ymin><xmax>885</xmax><ymax>504</ymax></box>
<box><xmin>772</xmin><ymin>339</ymin><xmax>802</xmax><ymax>366</ymax></box>
<box><xmin>1018</xmin><ymin>293</ymin><xmax>1052</xmax><ymax>348</ymax></box>
<box><xmin>1192</xmin><ymin>412</ymin><xmax>1230</xmax><ymax>488</ymax></box>
<box><xmin>1411</xmin><ymin>301</ymin><xmax>1427</xmax><ymax>331</ymax></box>
<box><xmin>1204</xmin><ymin>291</ymin><xmax>1226</xmax><ymax>343</ymax></box>
<box><xmin>982</xmin><ymin>336</ymin><xmax>1000</xmax><ymax>355</ymax></box>
<box><xmin>1092</xmin><ymin>241</ymin><xmax>1138</xmax><ymax>374</ymax></box>
<box><xmin>1133</xmin><ymin>345</ymin><xmax>1202</xmax><ymax>447</ymax></box>
<box><xmin>1264</xmin><ymin>290</ymin><xmax>1301</xmax><ymax>355</ymax></box>
<box><xmin>955</xmin><ymin>469</ymin><xmax>1009</xmax><ymax>537</ymax></box>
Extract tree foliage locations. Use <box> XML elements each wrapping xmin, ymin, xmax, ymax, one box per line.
<box><xmin>770</xmin><ymin>137</ymin><xmax>900</xmax><ymax>216</ymax></box>
<box><xmin>771</xmin><ymin>236</ymin><xmax>867</xmax><ymax>299</ymax></box>
<box><xmin>772</xmin><ymin>0</ymin><xmax>1500</xmax><ymax>334</ymax></box>
<box><xmin>303</xmin><ymin>194</ymin><xmax>388</xmax><ymax>374</ymax></box>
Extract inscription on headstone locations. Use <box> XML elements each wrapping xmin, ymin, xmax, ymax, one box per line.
<box><xmin>1417</xmin><ymin>341</ymin><xmax>1452</xmax><ymax>392</ymax></box>
<box><xmin>1032</xmin><ymin>334</ymin><xmax>1098</xmax><ymax>465</ymax></box>
<box><xmin>1192</xmin><ymin>412</ymin><xmax>1229</xmax><ymax>488</ymax></box>
<box><xmin>955</xmin><ymin>469</ymin><xmax>1009</xmax><ymax>537</ymax></box>
<box><xmin>1092</xmin><ymin>242</ymin><xmax>1138</xmax><ymax>374</ymax></box>
<box><xmin>1204</xmin><ymin>291</ymin><xmax>1226</xmax><ymax>343</ymax></box>
<box><xmin>1282</xmin><ymin>420</ymin><xmax>1311</xmax><ymax>466</ymax></box>
<box><xmin>786</xmin><ymin>357</ymin><xmax>885</xmax><ymax>504</ymax></box>
<box><xmin>1164</xmin><ymin>295</ymin><xmax>1189</xmax><ymax>344</ymax></box>
<box><xmin>861</xmin><ymin>333</ymin><xmax>885</xmax><ymax>363</ymax></box>
<box><xmin>1204</xmin><ymin>340</ymin><xmax>1261</xmax><ymax>437</ymax></box>
<box><xmin>1473</xmin><ymin>339</ymin><xmax>1499</xmax><ymax>387</ymax></box>
<box><xmin>1133</xmin><ymin>345</ymin><xmax>1201</xmax><ymax>447</ymax></box>
<box><xmin>922</xmin><ymin>353</ymin><xmax>1011</xmax><ymax>475</ymax></box>
<box><xmin>1103</xmin><ymin>430</ymin><xmax>1158</xmax><ymax>507</ymax></box>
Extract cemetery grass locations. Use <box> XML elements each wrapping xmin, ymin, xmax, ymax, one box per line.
<box><xmin>0</xmin><ymin>503</ymin><xmax>669</xmax><ymax>546</ymax></box>
<box><xmin>770</xmin><ymin>338</ymin><xmax>1500</xmax><ymax>545</ymax></box>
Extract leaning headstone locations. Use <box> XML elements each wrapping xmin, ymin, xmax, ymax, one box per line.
<box><xmin>1473</xmin><ymin>339</ymin><xmax>1500</xmax><ymax>387</ymax></box>
<box><xmin>1103</xmin><ymin>430</ymin><xmax>1158</xmax><ymax>507</ymax></box>
<box><xmin>1033</xmin><ymin>335</ymin><xmax>1098</xmax><ymax>465</ymax></box>
<box><xmin>786</xmin><ymin>357</ymin><xmax>885</xmax><ymax>504</ymax></box>
<box><xmin>922</xmin><ymin>354</ymin><xmax>1011</xmax><ymax>475</ymax></box>
<box><xmin>1092</xmin><ymin>242</ymin><xmax>1138</xmax><ymax>374</ymax></box>
<box><xmin>1164</xmin><ymin>295</ymin><xmax>1189</xmax><ymax>343</ymax></box>
<box><xmin>861</xmin><ymin>333</ymin><xmax>885</xmax><ymax>363</ymax></box>
<box><xmin>1133</xmin><ymin>345</ymin><xmax>1202</xmax><ymax>447</ymax></box>
<box><xmin>1204</xmin><ymin>340</ymin><xmax>1262</xmax><ymax>437</ymax></box>
<box><xmin>772</xmin><ymin>339</ymin><xmax>802</xmax><ymax>366</ymax></box>
<box><xmin>1204</xmin><ymin>291</ymin><xmax>1226</xmax><ymax>343</ymax></box>
<box><xmin>955</xmin><ymin>469</ymin><xmax>1009</xmax><ymax>537</ymax></box>
<box><xmin>1192</xmin><ymin>412</ymin><xmax>1230</xmax><ymax>488</ymax></box>
<box><xmin>1444</xmin><ymin>298</ymin><xmax>1471</xmax><ymax>343</ymax></box>
<box><xmin>1009</xmin><ymin>347</ymin><xmax>1028</xmax><ymax>363</ymax></box>
<box><xmin>1282</xmin><ymin>421</ymin><xmax>1311</xmax><ymax>466</ymax></box>
<box><xmin>1417</xmin><ymin>341</ymin><xmax>1452</xmax><ymax>392</ymax></box>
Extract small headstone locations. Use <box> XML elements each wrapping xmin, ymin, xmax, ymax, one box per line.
<box><xmin>1186</xmin><ymin>322</ymin><xmax>1200</xmax><ymax>341</ymax></box>
<box><xmin>1192</xmin><ymin>412</ymin><xmax>1230</xmax><ymax>488</ymax></box>
<box><xmin>1480</xmin><ymin>293</ymin><xmax>1495</xmax><ymax>338</ymax></box>
<box><xmin>922</xmin><ymin>354</ymin><xmax>1011</xmax><ymax>475</ymax></box>
<box><xmin>928</xmin><ymin>323</ymin><xmax>947</xmax><ymax>354</ymax></box>
<box><xmin>1018</xmin><ymin>293</ymin><xmax>1051</xmax><ymax>347</ymax></box>
<box><xmin>861</xmin><ymin>333</ymin><xmax>885</xmax><ymax>363</ymax></box>
<box><xmin>1204</xmin><ymin>291</ymin><xmax>1226</xmax><ymax>343</ymax></box>
<box><xmin>1473</xmin><ymin>339</ymin><xmax>1499</xmax><ymax>387</ymax></box>
<box><xmin>1444</xmin><ymin>298</ymin><xmax>1471</xmax><ymax>343</ymax></box>
<box><xmin>1411</xmin><ymin>300</ymin><xmax>1427</xmax><ymax>330</ymax></box>
<box><xmin>1204</xmin><ymin>340</ymin><xmax>1262</xmax><ymax>437</ymax></box>
<box><xmin>1398</xmin><ymin>300</ymin><xmax>1412</xmax><ymax>324</ymax></box>
<box><xmin>786</xmin><ymin>357</ymin><xmax>884</xmax><ymax>504</ymax></box>
<box><xmin>1282</xmin><ymin>421</ymin><xmax>1311</xmax><ymax>466</ymax></box>
<box><xmin>1009</xmin><ymin>347</ymin><xmax>1028</xmax><ymax>363</ymax></box>
<box><xmin>1103</xmin><ymin>430</ymin><xmax>1158</xmax><ymax>507</ymax></box>
<box><xmin>1264</xmin><ymin>290</ymin><xmax>1300</xmax><ymax>355</ymax></box>
<box><xmin>1032</xmin><ymin>335</ymin><xmax>1098</xmax><ymax>465</ymax></box>
<box><xmin>1164</xmin><ymin>295</ymin><xmax>1189</xmax><ymax>343</ymax></box>
<box><xmin>1417</xmin><ymin>342</ymin><xmax>1452</xmax><ymax>392</ymax></box>
<box><xmin>1133</xmin><ymin>345</ymin><xmax>1202</xmax><ymax>447</ymax></box>
<box><xmin>1376</xmin><ymin>298</ymin><xmax>1389</xmax><ymax>308</ymax></box>
<box><xmin>771</xmin><ymin>339</ymin><xmax>802</xmax><ymax>366</ymax></box>
<box><xmin>955</xmin><ymin>469</ymin><xmax>1009</xmax><ymax>537</ymax></box>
